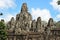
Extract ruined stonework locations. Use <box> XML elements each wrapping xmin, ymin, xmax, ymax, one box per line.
<box><xmin>6</xmin><ymin>3</ymin><xmax>60</xmax><ymax>40</ymax></box>
<box><xmin>36</xmin><ymin>17</ymin><xmax>41</xmax><ymax>32</ymax></box>
<box><xmin>7</xmin><ymin>17</ymin><xmax>15</xmax><ymax>31</ymax></box>
<box><xmin>47</xmin><ymin>18</ymin><xmax>54</xmax><ymax>27</ymax></box>
<box><xmin>15</xmin><ymin>3</ymin><xmax>32</xmax><ymax>34</ymax></box>
<box><xmin>31</xmin><ymin>20</ymin><xmax>36</xmax><ymax>32</ymax></box>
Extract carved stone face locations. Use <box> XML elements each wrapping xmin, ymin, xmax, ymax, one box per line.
<box><xmin>22</xmin><ymin>3</ymin><xmax>27</xmax><ymax>12</ymax></box>
<box><xmin>48</xmin><ymin>18</ymin><xmax>54</xmax><ymax>26</ymax></box>
<box><xmin>23</xmin><ymin>4</ymin><xmax>27</xmax><ymax>11</ymax></box>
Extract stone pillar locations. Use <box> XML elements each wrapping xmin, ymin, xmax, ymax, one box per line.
<box><xmin>36</xmin><ymin>17</ymin><xmax>41</xmax><ymax>32</ymax></box>
<box><xmin>14</xmin><ymin>36</ymin><xmax>16</xmax><ymax>40</ymax></box>
<box><xmin>46</xmin><ymin>18</ymin><xmax>54</xmax><ymax>40</ymax></box>
<box><xmin>47</xmin><ymin>18</ymin><xmax>54</xmax><ymax>27</ymax></box>
<box><xmin>31</xmin><ymin>20</ymin><xmax>36</xmax><ymax>32</ymax></box>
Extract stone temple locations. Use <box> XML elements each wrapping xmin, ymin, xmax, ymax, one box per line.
<box><xmin>3</xmin><ymin>3</ymin><xmax>60</xmax><ymax>40</ymax></box>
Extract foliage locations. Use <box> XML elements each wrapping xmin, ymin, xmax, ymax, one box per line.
<box><xmin>58</xmin><ymin>0</ymin><xmax>60</xmax><ymax>5</ymax></box>
<box><xmin>0</xmin><ymin>22</ymin><xmax>7</xmax><ymax>40</ymax></box>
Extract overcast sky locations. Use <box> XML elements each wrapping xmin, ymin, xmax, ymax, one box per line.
<box><xmin>0</xmin><ymin>0</ymin><xmax>60</xmax><ymax>22</ymax></box>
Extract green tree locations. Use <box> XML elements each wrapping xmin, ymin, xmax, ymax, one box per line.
<box><xmin>0</xmin><ymin>21</ymin><xmax>7</xmax><ymax>40</ymax></box>
<box><xmin>57</xmin><ymin>0</ymin><xmax>60</xmax><ymax>5</ymax></box>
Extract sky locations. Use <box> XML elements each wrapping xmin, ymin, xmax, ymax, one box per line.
<box><xmin>0</xmin><ymin>0</ymin><xmax>60</xmax><ymax>22</ymax></box>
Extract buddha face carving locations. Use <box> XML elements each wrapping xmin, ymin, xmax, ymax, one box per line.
<box><xmin>47</xmin><ymin>18</ymin><xmax>54</xmax><ymax>26</ymax></box>
<box><xmin>23</xmin><ymin>4</ymin><xmax>27</xmax><ymax>11</ymax></box>
<box><xmin>21</xmin><ymin>3</ymin><xmax>27</xmax><ymax>12</ymax></box>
